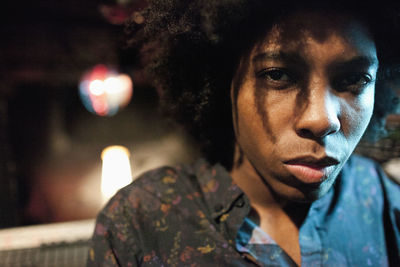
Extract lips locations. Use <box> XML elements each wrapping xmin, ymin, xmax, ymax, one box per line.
<box><xmin>283</xmin><ymin>156</ymin><xmax>339</xmax><ymax>184</ymax></box>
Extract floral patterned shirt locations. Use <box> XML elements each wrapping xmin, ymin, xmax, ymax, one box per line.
<box><xmin>88</xmin><ymin>155</ymin><xmax>400</xmax><ymax>266</ymax></box>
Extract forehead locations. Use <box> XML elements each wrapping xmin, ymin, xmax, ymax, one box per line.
<box><xmin>250</xmin><ymin>12</ymin><xmax>377</xmax><ymax>61</ymax></box>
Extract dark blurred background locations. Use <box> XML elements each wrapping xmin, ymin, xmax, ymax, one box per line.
<box><xmin>0</xmin><ymin>0</ymin><xmax>199</xmax><ymax>229</ymax></box>
<box><xmin>1</xmin><ymin>0</ymin><xmax>400</xmax><ymax>230</ymax></box>
<box><xmin>1</xmin><ymin>2</ymin><xmax>399</xmax><ymax>266</ymax></box>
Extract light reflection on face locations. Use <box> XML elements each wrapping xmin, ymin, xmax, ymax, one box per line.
<box><xmin>231</xmin><ymin>12</ymin><xmax>378</xmax><ymax>202</ymax></box>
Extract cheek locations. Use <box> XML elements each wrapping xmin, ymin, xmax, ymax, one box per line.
<box><xmin>342</xmin><ymin>87</ymin><xmax>375</xmax><ymax>138</ymax></box>
<box><xmin>236</xmin><ymin>87</ymin><xmax>291</xmax><ymax>138</ymax></box>
<box><xmin>234</xmin><ymin>86</ymin><xmax>268</xmax><ymax>151</ymax></box>
<box><xmin>235</xmin><ymin>90</ymin><xmax>265</xmax><ymax>141</ymax></box>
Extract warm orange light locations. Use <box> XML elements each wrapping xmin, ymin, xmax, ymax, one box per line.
<box><xmin>101</xmin><ymin>146</ymin><xmax>133</xmax><ymax>202</ymax></box>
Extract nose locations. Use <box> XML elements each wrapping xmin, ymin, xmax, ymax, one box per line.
<box><xmin>295</xmin><ymin>84</ymin><xmax>341</xmax><ymax>139</ymax></box>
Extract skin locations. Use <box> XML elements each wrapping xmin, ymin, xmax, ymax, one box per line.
<box><xmin>229</xmin><ymin>12</ymin><xmax>378</xmax><ymax>266</ymax></box>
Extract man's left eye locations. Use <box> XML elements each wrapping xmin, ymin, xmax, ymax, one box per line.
<box><xmin>339</xmin><ymin>73</ymin><xmax>372</xmax><ymax>87</ymax></box>
<box><xmin>334</xmin><ymin>73</ymin><xmax>373</xmax><ymax>93</ymax></box>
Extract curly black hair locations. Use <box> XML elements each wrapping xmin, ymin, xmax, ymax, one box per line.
<box><xmin>126</xmin><ymin>0</ymin><xmax>400</xmax><ymax>169</ymax></box>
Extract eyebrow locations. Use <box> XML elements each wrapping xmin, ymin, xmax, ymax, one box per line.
<box><xmin>330</xmin><ymin>56</ymin><xmax>379</xmax><ymax>71</ymax></box>
<box><xmin>252</xmin><ymin>51</ymin><xmax>304</xmax><ymax>64</ymax></box>
<box><xmin>252</xmin><ymin>51</ymin><xmax>379</xmax><ymax>69</ymax></box>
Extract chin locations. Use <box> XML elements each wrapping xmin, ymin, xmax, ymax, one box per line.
<box><xmin>276</xmin><ymin>180</ymin><xmax>334</xmax><ymax>203</ymax></box>
<box><xmin>301</xmin><ymin>181</ymin><xmax>336</xmax><ymax>202</ymax></box>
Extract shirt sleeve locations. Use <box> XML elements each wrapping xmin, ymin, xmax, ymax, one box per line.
<box><xmin>86</xmin><ymin>213</ymin><xmax>124</xmax><ymax>266</ymax></box>
<box><xmin>87</xmin><ymin>195</ymin><xmax>142</xmax><ymax>267</ymax></box>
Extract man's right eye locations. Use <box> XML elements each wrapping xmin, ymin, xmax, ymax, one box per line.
<box><xmin>256</xmin><ymin>68</ymin><xmax>295</xmax><ymax>88</ymax></box>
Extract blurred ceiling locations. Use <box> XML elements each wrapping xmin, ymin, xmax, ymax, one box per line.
<box><xmin>1</xmin><ymin>0</ymin><xmax>124</xmax><ymax>92</ymax></box>
<box><xmin>2</xmin><ymin>0</ymin><xmax>152</xmax><ymax>94</ymax></box>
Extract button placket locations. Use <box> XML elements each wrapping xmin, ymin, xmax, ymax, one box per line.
<box><xmin>235</xmin><ymin>198</ymin><xmax>245</xmax><ymax>208</ymax></box>
<box><xmin>214</xmin><ymin>203</ymin><xmax>224</xmax><ymax>213</ymax></box>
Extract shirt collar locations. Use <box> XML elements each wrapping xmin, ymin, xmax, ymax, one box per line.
<box><xmin>193</xmin><ymin>159</ymin><xmax>245</xmax><ymax>219</ymax></box>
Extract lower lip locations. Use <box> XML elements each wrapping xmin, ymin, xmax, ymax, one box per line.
<box><xmin>284</xmin><ymin>164</ymin><xmax>329</xmax><ymax>183</ymax></box>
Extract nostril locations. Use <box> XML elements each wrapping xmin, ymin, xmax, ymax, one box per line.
<box><xmin>297</xmin><ymin>128</ymin><xmax>315</xmax><ymax>139</ymax></box>
<box><xmin>297</xmin><ymin>120</ymin><xmax>340</xmax><ymax>139</ymax></box>
<box><xmin>294</xmin><ymin>94</ymin><xmax>341</xmax><ymax>139</ymax></box>
<box><xmin>296</xmin><ymin>116</ymin><xmax>340</xmax><ymax>139</ymax></box>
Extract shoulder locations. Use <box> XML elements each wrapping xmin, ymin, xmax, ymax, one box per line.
<box><xmin>89</xmin><ymin>161</ymin><xmax>205</xmax><ymax>264</ymax></box>
<box><xmin>343</xmin><ymin>154</ymin><xmax>387</xmax><ymax>183</ymax></box>
<box><xmin>99</xmin><ymin>161</ymin><xmax>200</xmax><ymax>220</ymax></box>
<box><xmin>345</xmin><ymin>154</ymin><xmax>400</xmax><ymax>186</ymax></box>
<box><xmin>340</xmin><ymin>154</ymin><xmax>400</xmax><ymax>206</ymax></box>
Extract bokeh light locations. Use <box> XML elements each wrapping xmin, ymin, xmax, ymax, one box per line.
<box><xmin>101</xmin><ymin>146</ymin><xmax>133</xmax><ymax>203</ymax></box>
<box><xmin>79</xmin><ymin>65</ymin><xmax>133</xmax><ymax>116</ymax></box>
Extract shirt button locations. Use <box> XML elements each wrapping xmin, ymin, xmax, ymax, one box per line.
<box><xmin>235</xmin><ymin>198</ymin><xmax>245</xmax><ymax>208</ymax></box>
<box><xmin>214</xmin><ymin>204</ymin><xmax>224</xmax><ymax>212</ymax></box>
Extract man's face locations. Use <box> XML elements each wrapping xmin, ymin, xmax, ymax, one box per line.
<box><xmin>231</xmin><ymin>13</ymin><xmax>378</xmax><ymax>202</ymax></box>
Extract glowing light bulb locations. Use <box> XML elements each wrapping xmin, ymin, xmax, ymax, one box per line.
<box><xmin>101</xmin><ymin>146</ymin><xmax>133</xmax><ymax>203</ymax></box>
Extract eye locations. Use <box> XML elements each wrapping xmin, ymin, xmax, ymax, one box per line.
<box><xmin>333</xmin><ymin>73</ymin><xmax>373</xmax><ymax>93</ymax></box>
<box><xmin>256</xmin><ymin>68</ymin><xmax>295</xmax><ymax>88</ymax></box>
<box><xmin>341</xmin><ymin>73</ymin><xmax>372</xmax><ymax>86</ymax></box>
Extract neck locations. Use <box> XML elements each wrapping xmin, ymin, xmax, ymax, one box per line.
<box><xmin>230</xmin><ymin>152</ymin><xmax>283</xmax><ymax>210</ymax></box>
<box><xmin>229</xmin><ymin>148</ymin><xmax>309</xmax><ymax>266</ymax></box>
<box><xmin>229</xmin><ymin>150</ymin><xmax>310</xmax><ymax>226</ymax></box>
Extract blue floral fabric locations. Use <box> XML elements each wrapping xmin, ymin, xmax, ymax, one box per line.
<box><xmin>88</xmin><ymin>155</ymin><xmax>400</xmax><ymax>266</ymax></box>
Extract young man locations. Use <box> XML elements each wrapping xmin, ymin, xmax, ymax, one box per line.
<box><xmin>89</xmin><ymin>1</ymin><xmax>400</xmax><ymax>266</ymax></box>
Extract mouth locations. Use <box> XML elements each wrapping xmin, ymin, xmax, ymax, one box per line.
<box><xmin>283</xmin><ymin>156</ymin><xmax>340</xmax><ymax>184</ymax></box>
